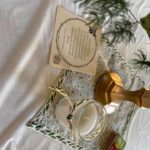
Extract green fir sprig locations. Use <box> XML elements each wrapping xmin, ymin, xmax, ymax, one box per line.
<box><xmin>131</xmin><ymin>49</ymin><xmax>150</xmax><ymax>68</ymax></box>
<box><xmin>74</xmin><ymin>0</ymin><xmax>139</xmax><ymax>44</ymax></box>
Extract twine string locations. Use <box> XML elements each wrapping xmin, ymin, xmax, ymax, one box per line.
<box><xmin>48</xmin><ymin>86</ymin><xmax>73</xmax><ymax>109</ymax></box>
<box><xmin>48</xmin><ymin>86</ymin><xmax>76</xmax><ymax>141</ymax></box>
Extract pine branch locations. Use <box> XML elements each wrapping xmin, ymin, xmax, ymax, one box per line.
<box><xmin>73</xmin><ymin>0</ymin><xmax>138</xmax><ymax>44</ymax></box>
<box><xmin>131</xmin><ymin>60</ymin><xmax>150</xmax><ymax>69</ymax></box>
<box><xmin>131</xmin><ymin>49</ymin><xmax>150</xmax><ymax>69</ymax></box>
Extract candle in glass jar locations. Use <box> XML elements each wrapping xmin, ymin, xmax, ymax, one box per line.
<box><xmin>78</xmin><ymin>104</ymin><xmax>98</xmax><ymax>136</ymax></box>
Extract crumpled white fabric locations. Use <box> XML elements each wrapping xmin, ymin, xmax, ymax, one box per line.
<box><xmin>124</xmin><ymin>108</ymin><xmax>150</xmax><ymax>150</ymax></box>
<box><xmin>0</xmin><ymin>0</ymin><xmax>150</xmax><ymax>150</ymax></box>
<box><xmin>0</xmin><ymin>0</ymin><xmax>76</xmax><ymax>149</ymax></box>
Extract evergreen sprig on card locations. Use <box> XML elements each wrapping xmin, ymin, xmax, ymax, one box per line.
<box><xmin>74</xmin><ymin>0</ymin><xmax>138</xmax><ymax>44</ymax></box>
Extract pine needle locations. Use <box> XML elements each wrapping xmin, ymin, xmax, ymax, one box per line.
<box><xmin>131</xmin><ymin>49</ymin><xmax>150</xmax><ymax>69</ymax></box>
<box><xmin>73</xmin><ymin>0</ymin><xmax>139</xmax><ymax>44</ymax></box>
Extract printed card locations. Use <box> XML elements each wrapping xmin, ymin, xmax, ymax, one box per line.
<box><xmin>49</xmin><ymin>6</ymin><xmax>101</xmax><ymax>75</ymax></box>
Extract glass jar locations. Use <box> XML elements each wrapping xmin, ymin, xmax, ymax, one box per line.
<box><xmin>71</xmin><ymin>99</ymin><xmax>106</xmax><ymax>141</ymax></box>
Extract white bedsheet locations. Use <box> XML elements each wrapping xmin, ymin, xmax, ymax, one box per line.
<box><xmin>0</xmin><ymin>0</ymin><xmax>150</xmax><ymax>150</ymax></box>
<box><xmin>0</xmin><ymin>0</ymin><xmax>74</xmax><ymax>149</ymax></box>
<box><xmin>124</xmin><ymin>108</ymin><xmax>150</xmax><ymax>150</ymax></box>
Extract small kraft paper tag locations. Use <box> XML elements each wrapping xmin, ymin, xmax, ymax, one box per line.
<box><xmin>49</xmin><ymin>6</ymin><xmax>101</xmax><ymax>75</ymax></box>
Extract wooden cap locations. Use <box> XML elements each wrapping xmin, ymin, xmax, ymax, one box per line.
<box><xmin>94</xmin><ymin>72</ymin><xmax>150</xmax><ymax>107</ymax></box>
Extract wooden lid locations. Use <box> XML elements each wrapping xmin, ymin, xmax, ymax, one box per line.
<box><xmin>94</xmin><ymin>72</ymin><xmax>149</xmax><ymax>107</ymax></box>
